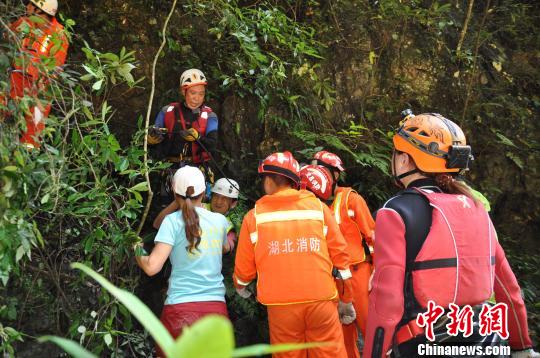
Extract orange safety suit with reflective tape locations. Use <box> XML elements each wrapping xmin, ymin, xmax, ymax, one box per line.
<box><xmin>234</xmin><ymin>188</ymin><xmax>352</xmax><ymax>358</ymax></box>
<box><xmin>330</xmin><ymin>187</ymin><xmax>375</xmax><ymax>358</ymax></box>
<box><xmin>4</xmin><ymin>16</ymin><xmax>68</xmax><ymax>148</ymax></box>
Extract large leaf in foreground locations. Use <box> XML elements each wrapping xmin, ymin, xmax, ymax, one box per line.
<box><xmin>170</xmin><ymin>315</ymin><xmax>235</xmax><ymax>358</ymax></box>
<box><xmin>39</xmin><ymin>336</ymin><xmax>96</xmax><ymax>358</ymax></box>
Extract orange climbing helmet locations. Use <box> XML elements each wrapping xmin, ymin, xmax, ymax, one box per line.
<box><xmin>313</xmin><ymin>150</ymin><xmax>345</xmax><ymax>172</ymax></box>
<box><xmin>393</xmin><ymin>110</ymin><xmax>473</xmax><ymax>173</ymax></box>
<box><xmin>258</xmin><ymin>151</ymin><xmax>300</xmax><ymax>185</ymax></box>
<box><xmin>299</xmin><ymin>165</ymin><xmax>334</xmax><ymax>200</ymax></box>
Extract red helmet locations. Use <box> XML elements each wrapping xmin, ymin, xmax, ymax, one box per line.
<box><xmin>299</xmin><ymin>165</ymin><xmax>334</xmax><ymax>200</ymax></box>
<box><xmin>313</xmin><ymin>150</ymin><xmax>345</xmax><ymax>172</ymax></box>
<box><xmin>258</xmin><ymin>151</ymin><xmax>300</xmax><ymax>185</ymax></box>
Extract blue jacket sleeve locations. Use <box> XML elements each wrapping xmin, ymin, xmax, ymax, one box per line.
<box><xmin>155</xmin><ymin>110</ymin><xmax>165</xmax><ymax>128</ymax></box>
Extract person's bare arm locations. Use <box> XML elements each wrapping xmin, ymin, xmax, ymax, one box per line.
<box><xmin>153</xmin><ymin>200</ymin><xmax>179</xmax><ymax>229</ymax></box>
<box><xmin>135</xmin><ymin>242</ymin><xmax>172</xmax><ymax>276</ymax></box>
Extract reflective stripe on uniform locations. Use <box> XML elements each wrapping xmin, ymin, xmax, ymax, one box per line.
<box><xmin>236</xmin><ymin>277</ymin><xmax>251</xmax><ymax>286</ymax></box>
<box><xmin>39</xmin><ymin>35</ymin><xmax>51</xmax><ymax>53</ymax></box>
<box><xmin>323</xmin><ymin>226</ymin><xmax>328</xmax><ymax>236</ymax></box>
<box><xmin>255</xmin><ymin>210</ymin><xmax>324</xmax><ymax>225</ymax></box>
<box><xmin>333</xmin><ymin>192</ymin><xmax>343</xmax><ymax>224</ymax></box>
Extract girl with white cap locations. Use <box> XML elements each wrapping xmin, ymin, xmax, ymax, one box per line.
<box><xmin>135</xmin><ymin>166</ymin><xmax>231</xmax><ymax>356</ymax></box>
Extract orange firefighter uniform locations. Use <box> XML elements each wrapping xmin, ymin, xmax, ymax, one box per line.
<box><xmin>330</xmin><ymin>186</ymin><xmax>375</xmax><ymax>358</ymax></box>
<box><xmin>4</xmin><ymin>15</ymin><xmax>69</xmax><ymax>148</ymax></box>
<box><xmin>234</xmin><ymin>188</ymin><xmax>353</xmax><ymax>358</ymax></box>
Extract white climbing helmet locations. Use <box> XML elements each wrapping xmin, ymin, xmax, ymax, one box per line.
<box><xmin>211</xmin><ymin>178</ymin><xmax>240</xmax><ymax>199</ymax></box>
<box><xmin>180</xmin><ymin>68</ymin><xmax>207</xmax><ymax>89</ymax></box>
<box><xmin>30</xmin><ymin>0</ymin><xmax>58</xmax><ymax>16</ymax></box>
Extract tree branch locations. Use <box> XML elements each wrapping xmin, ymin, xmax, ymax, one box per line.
<box><xmin>136</xmin><ymin>0</ymin><xmax>178</xmax><ymax>236</ymax></box>
<box><xmin>456</xmin><ymin>0</ymin><xmax>475</xmax><ymax>54</ymax></box>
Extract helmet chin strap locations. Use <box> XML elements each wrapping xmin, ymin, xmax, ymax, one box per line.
<box><xmin>394</xmin><ymin>169</ymin><xmax>419</xmax><ymax>182</ymax></box>
<box><xmin>392</xmin><ymin>151</ymin><xmax>419</xmax><ymax>188</ymax></box>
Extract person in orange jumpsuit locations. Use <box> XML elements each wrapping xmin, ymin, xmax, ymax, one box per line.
<box><xmin>2</xmin><ymin>0</ymin><xmax>69</xmax><ymax>149</ymax></box>
<box><xmin>234</xmin><ymin>151</ymin><xmax>356</xmax><ymax>358</ymax></box>
<box><xmin>313</xmin><ymin>151</ymin><xmax>375</xmax><ymax>358</ymax></box>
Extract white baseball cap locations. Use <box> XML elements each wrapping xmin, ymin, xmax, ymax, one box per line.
<box><xmin>173</xmin><ymin>166</ymin><xmax>206</xmax><ymax>198</ymax></box>
<box><xmin>212</xmin><ymin>178</ymin><xmax>240</xmax><ymax>199</ymax></box>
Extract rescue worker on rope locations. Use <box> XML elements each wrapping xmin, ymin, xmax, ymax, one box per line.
<box><xmin>1</xmin><ymin>0</ymin><xmax>69</xmax><ymax>149</ymax></box>
<box><xmin>147</xmin><ymin>68</ymin><xmax>218</xmax><ymax>201</ymax></box>
<box><xmin>364</xmin><ymin>111</ymin><xmax>539</xmax><ymax>358</ymax></box>
<box><xmin>135</xmin><ymin>166</ymin><xmax>231</xmax><ymax>357</ymax></box>
<box><xmin>313</xmin><ymin>150</ymin><xmax>375</xmax><ymax>358</ymax></box>
<box><xmin>233</xmin><ymin>151</ymin><xmax>356</xmax><ymax>358</ymax></box>
<box><xmin>153</xmin><ymin>178</ymin><xmax>240</xmax><ymax>251</ymax></box>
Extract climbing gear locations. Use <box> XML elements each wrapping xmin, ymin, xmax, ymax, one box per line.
<box><xmin>299</xmin><ymin>165</ymin><xmax>334</xmax><ymax>200</ymax></box>
<box><xmin>179</xmin><ymin>127</ymin><xmax>199</xmax><ymax>142</ymax></box>
<box><xmin>172</xmin><ymin>166</ymin><xmax>206</xmax><ymax>198</ymax></box>
<box><xmin>212</xmin><ymin>178</ymin><xmax>240</xmax><ymax>199</ymax></box>
<box><xmin>394</xmin><ymin>110</ymin><xmax>474</xmax><ymax>173</ymax></box>
<box><xmin>180</xmin><ymin>68</ymin><xmax>207</xmax><ymax>89</ymax></box>
<box><xmin>30</xmin><ymin>0</ymin><xmax>58</xmax><ymax>16</ymax></box>
<box><xmin>258</xmin><ymin>151</ymin><xmax>300</xmax><ymax>185</ymax></box>
<box><xmin>163</xmin><ymin>103</ymin><xmax>212</xmax><ymax>163</ymax></box>
<box><xmin>313</xmin><ymin>150</ymin><xmax>345</xmax><ymax>172</ymax></box>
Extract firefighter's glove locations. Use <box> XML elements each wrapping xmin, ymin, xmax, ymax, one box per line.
<box><xmin>512</xmin><ymin>349</ymin><xmax>540</xmax><ymax>358</ymax></box>
<box><xmin>147</xmin><ymin>127</ymin><xmax>164</xmax><ymax>145</ymax></box>
<box><xmin>180</xmin><ymin>128</ymin><xmax>199</xmax><ymax>142</ymax></box>
<box><xmin>338</xmin><ymin>301</ymin><xmax>356</xmax><ymax>325</ymax></box>
<box><xmin>236</xmin><ymin>287</ymin><xmax>252</xmax><ymax>299</ymax></box>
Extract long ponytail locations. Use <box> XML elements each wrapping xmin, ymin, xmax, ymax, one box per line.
<box><xmin>434</xmin><ymin>173</ymin><xmax>481</xmax><ymax>207</ymax></box>
<box><xmin>180</xmin><ymin>186</ymin><xmax>203</xmax><ymax>253</ymax></box>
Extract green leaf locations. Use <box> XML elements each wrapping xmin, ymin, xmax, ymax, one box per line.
<box><xmin>103</xmin><ymin>333</ymin><xmax>113</xmax><ymax>346</ymax></box>
<box><xmin>495</xmin><ymin>132</ymin><xmax>517</xmax><ymax>147</ymax></box>
<box><xmin>92</xmin><ymin>79</ymin><xmax>104</xmax><ymax>91</ymax></box>
<box><xmin>506</xmin><ymin>152</ymin><xmax>524</xmax><ymax>170</ymax></box>
<box><xmin>29</xmin><ymin>15</ymin><xmax>47</xmax><ymax>24</ymax></box>
<box><xmin>170</xmin><ymin>316</ymin><xmax>234</xmax><ymax>358</ymax></box>
<box><xmin>130</xmin><ymin>181</ymin><xmax>148</xmax><ymax>192</ymax></box>
<box><xmin>233</xmin><ymin>342</ymin><xmax>330</xmax><ymax>357</ymax></box>
<box><xmin>3</xmin><ymin>166</ymin><xmax>17</xmax><ymax>172</ymax></box>
<box><xmin>15</xmin><ymin>246</ymin><xmax>25</xmax><ymax>263</ymax></box>
<box><xmin>41</xmin><ymin>193</ymin><xmax>50</xmax><ymax>204</ymax></box>
<box><xmin>71</xmin><ymin>263</ymin><xmax>175</xmax><ymax>356</ymax></box>
<box><xmin>38</xmin><ymin>336</ymin><xmax>97</xmax><ymax>358</ymax></box>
